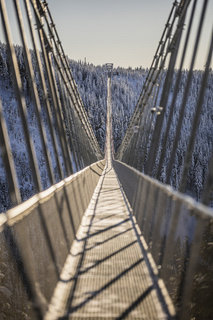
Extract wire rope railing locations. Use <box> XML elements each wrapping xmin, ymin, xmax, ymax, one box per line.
<box><xmin>0</xmin><ymin>0</ymin><xmax>212</xmax><ymax>319</ymax></box>
<box><xmin>116</xmin><ymin>0</ymin><xmax>213</xmax><ymax>205</ymax></box>
<box><xmin>0</xmin><ymin>0</ymin><xmax>102</xmax><ymax>212</ymax></box>
<box><xmin>0</xmin><ymin>1</ymin><xmax>104</xmax><ymax>317</ymax></box>
<box><xmin>114</xmin><ymin>2</ymin><xmax>213</xmax><ymax>317</ymax></box>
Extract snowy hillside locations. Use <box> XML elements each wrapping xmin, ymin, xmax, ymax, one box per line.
<box><xmin>0</xmin><ymin>43</ymin><xmax>145</xmax><ymax>212</ymax></box>
<box><xmin>0</xmin><ymin>41</ymin><xmax>212</xmax><ymax>212</ymax></box>
<box><xmin>143</xmin><ymin>70</ymin><xmax>213</xmax><ymax>200</ymax></box>
<box><xmin>69</xmin><ymin>60</ymin><xmax>147</xmax><ymax>150</ymax></box>
<box><xmin>70</xmin><ymin>60</ymin><xmax>213</xmax><ymax>202</ymax></box>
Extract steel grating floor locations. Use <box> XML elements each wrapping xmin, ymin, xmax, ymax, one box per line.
<box><xmin>45</xmin><ymin>163</ymin><xmax>174</xmax><ymax>319</ymax></box>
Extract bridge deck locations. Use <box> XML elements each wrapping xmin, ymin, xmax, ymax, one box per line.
<box><xmin>46</xmin><ymin>162</ymin><xmax>173</xmax><ymax>319</ymax></box>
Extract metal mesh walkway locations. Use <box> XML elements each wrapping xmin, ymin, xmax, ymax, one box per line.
<box><xmin>45</xmin><ymin>162</ymin><xmax>174</xmax><ymax>319</ymax></box>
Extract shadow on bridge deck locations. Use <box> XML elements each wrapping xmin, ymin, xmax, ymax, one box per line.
<box><xmin>45</xmin><ymin>162</ymin><xmax>175</xmax><ymax>319</ymax></box>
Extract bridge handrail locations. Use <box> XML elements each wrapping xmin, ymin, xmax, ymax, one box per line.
<box><xmin>116</xmin><ymin>0</ymin><xmax>186</xmax><ymax>158</ymax></box>
<box><xmin>114</xmin><ymin>159</ymin><xmax>213</xmax><ymax>319</ymax></box>
<box><xmin>0</xmin><ymin>0</ymin><xmax>102</xmax><ymax>212</ymax></box>
<box><xmin>0</xmin><ymin>159</ymin><xmax>105</xmax><ymax>318</ymax></box>
<box><xmin>32</xmin><ymin>0</ymin><xmax>102</xmax><ymax>158</ymax></box>
<box><xmin>116</xmin><ymin>0</ymin><xmax>213</xmax><ymax>206</ymax></box>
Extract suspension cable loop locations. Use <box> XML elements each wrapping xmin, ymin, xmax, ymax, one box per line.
<box><xmin>139</xmin><ymin>0</ymin><xmax>179</xmax><ymax>95</ymax></box>
<box><xmin>179</xmin><ymin>26</ymin><xmax>213</xmax><ymax>193</ymax></box>
<box><xmin>165</xmin><ymin>0</ymin><xmax>209</xmax><ymax>184</ymax></box>
<box><xmin>132</xmin><ymin>107</ymin><xmax>149</xmax><ymax>169</ymax></box>
<box><xmin>0</xmin><ymin>0</ymin><xmax>42</xmax><ymax>194</ymax></box>
<box><xmin>53</xmin><ymin>68</ymin><xmax>76</xmax><ymax>170</ymax></box>
<box><xmin>35</xmin><ymin>0</ymin><xmax>90</xmax><ymax>170</ymax></box>
<box><xmin>47</xmin><ymin>36</ymin><xmax>74</xmax><ymax>175</ymax></box>
<box><xmin>36</xmin><ymin>24</ymin><xmax>71</xmax><ymax>177</ymax></box>
<box><xmin>156</xmin><ymin>0</ymin><xmax>198</xmax><ymax>181</ymax></box>
<box><xmin>57</xmin><ymin>77</ymin><xmax>81</xmax><ymax>171</ymax></box>
<box><xmin>0</xmin><ymin>98</ymin><xmax>21</xmax><ymax>206</ymax></box>
<box><xmin>23</xmin><ymin>0</ymin><xmax>65</xmax><ymax>180</ymax></box>
<box><xmin>146</xmin><ymin>0</ymin><xmax>190</xmax><ymax>177</ymax></box>
<box><xmin>30</xmin><ymin>0</ymin><xmax>102</xmax><ymax>159</ymax></box>
<box><xmin>140</xmin><ymin>117</ymin><xmax>155</xmax><ymax>171</ymax></box>
<box><xmin>117</xmin><ymin>59</ymin><xmax>163</xmax><ymax>161</ymax></box>
<box><xmin>136</xmin><ymin>100</ymin><xmax>156</xmax><ymax>170</ymax></box>
<box><xmin>45</xmin><ymin>0</ymin><xmax>102</xmax><ymax>160</ymax></box>
<box><xmin>46</xmin><ymin>48</ymin><xmax>74</xmax><ymax>175</ymax></box>
<box><xmin>69</xmin><ymin>105</ymin><xmax>85</xmax><ymax>170</ymax></box>
<box><xmin>13</xmin><ymin>0</ymin><xmax>56</xmax><ymax>186</ymax></box>
<box><xmin>34</xmin><ymin>17</ymin><xmax>66</xmax><ymax>180</ymax></box>
<box><xmin>44</xmin><ymin>5</ymin><xmax>102</xmax><ymax>158</ymax></box>
<box><xmin>118</xmin><ymin>0</ymin><xmax>194</xmax><ymax>169</ymax></box>
<box><xmin>116</xmin><ymin>1</ymin><xmax>182</xmax><ymax>160</ymax></box>
<box><xmin>140</xmin><ymin>52</ymin><xmax>167</xmax><ymax>115</ymax></box>
<box><xmin>43</xmin><ymin>3</ymin><xmax>87</xmax><ymax>112</ymax></box>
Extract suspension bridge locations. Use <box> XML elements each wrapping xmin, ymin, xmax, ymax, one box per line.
<box><xmin>0</xmin><ymin>0</ymin><xmax>212</xmax><ymax>319</ymax></box>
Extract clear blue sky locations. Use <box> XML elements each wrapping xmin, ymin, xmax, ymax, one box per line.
<box><xmin>48</xmin><ymin>0</ymin><xmax>213</xmax><ymax>69</ymax></box>
<box><xmin>1</xmin><ymin>0</ymin><xmax>212</xmax><ymax>69</ymax></box>
<box><xmin>48</xmin><ymin>0</ymin><xmax>174</xmax><ymax>68</ymax></box>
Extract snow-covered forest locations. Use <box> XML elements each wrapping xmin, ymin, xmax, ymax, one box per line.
<box><xmin>0</xmin><ymin>42</ymin><xmax>146</xmax><ymax>212</ymax></box>
<box><xmin>143</xmin><ymin>70</ymin><xmax>213</xmax><ymax>200</ymax></box>
<box><xmin>70</xmin><ymin>58</ymin><xmax>213</xmax><ymax>202</ymax></box>
<box><xmin>69</xmin><ymin>59</ymin><xmax>147</xmax><ymax>150</ymax></box>
<box><xmin>0</xmin><ymin>42</ymin><xmax>212</xmax><ymax>212</ymax></box>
